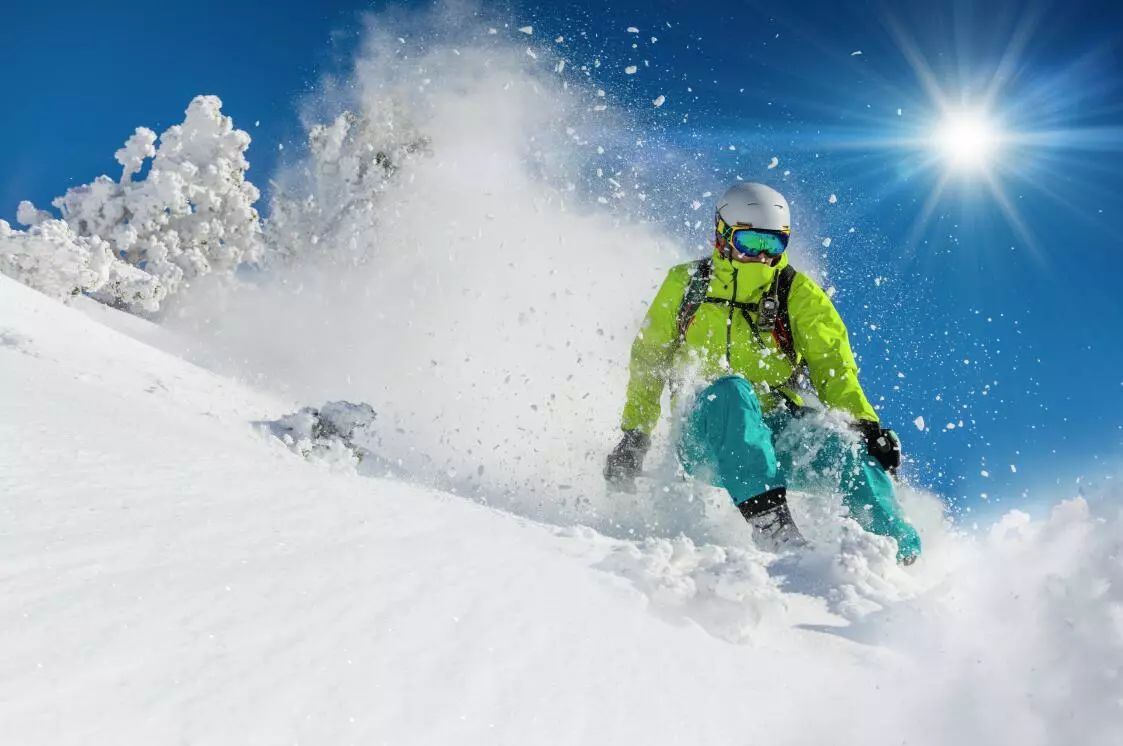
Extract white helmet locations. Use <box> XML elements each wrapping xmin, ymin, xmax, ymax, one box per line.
<box><xmin>716</xmin><ymin>182</ymin><xmax>791</xmax><ymax>233</ymax></box>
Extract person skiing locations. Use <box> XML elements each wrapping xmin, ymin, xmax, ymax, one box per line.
<box><xmin>604</xmin><ymin>182</ymin><xmax>922</xmax><ymax>565</ymax></box>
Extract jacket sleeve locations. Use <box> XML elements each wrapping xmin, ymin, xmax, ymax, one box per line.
<box><xmin>620</xmin><ymin>265</ymin><xmax>691</xmax><ymax>433</ymax></box>
<box><xmin>787</xmin><ymin>275</ymin><xmax>879</xmax><ymax>423</ymax></box>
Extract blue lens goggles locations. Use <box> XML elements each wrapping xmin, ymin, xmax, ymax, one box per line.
<box><xmin>716</xmin><ymin>216</ymin><xmax>790</xmax><ymax>257</ymax></box>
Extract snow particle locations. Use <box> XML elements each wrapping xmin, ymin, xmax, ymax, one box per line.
<box><xmin>518</xmin><ymin>26</ymin><xmax>533</xmax><ymax>35</ymax></box>
<box><xmin>851</xmin><ymin>50</ymin><xmax>863</xmax><ymax>56</ymax></box>
<box><xmin>767</xmin><ymin>156</ymin><xmax>779</xmax><ymax>169</ymax></box>
<box><xmin>822</xmin><ymin>237</ymin><xmax>832</xmax><ymax>248</ymax></box>
<box><xmin>653</xmin><ymin>94</ymin><xmax>666</xmax><ymax>107</ymax></box>
<box><xmin>913</xmin><ymin>416</ymin><xmax>926</xmax><ymax>431</ymax></box>
<box><xmin>624</xmin><ymin>65</ymin><xmax>638</xmax><ymax>74</ymax></box>
<box><xmin>627</xmin><ymin>26</ymin><xmax>640</xmax><ymax>33</ymax></box>
<box><xmin>828</xmin><ymin>193</ymin><xmax>838</xmax><ymax>204</ymax></box>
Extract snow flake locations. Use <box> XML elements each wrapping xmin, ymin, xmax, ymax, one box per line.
<box><xmin>913</xmin><ymin>416</ymin><xmax>926</xmax><ymax>431</ymax></box>
<box><xmin>653</xmin><ymin>95</ymin><xmax>666</xmax><ymax>107</ymax></box>
<box><xmin>555</xmin><ymin>35</ymin><xmax>564</xmax><ymax>43</ymax></box>
<box><xmin>851</xmin><ymin>50</ymin><xmax>863</xmax><ymax>56</ymax></box>
<box><xmin>624</xmin><ymin>65</ymin><xmax>638</xmax><ymax>74</ymax></box>
<box><xmin>981</xmin><ymin>470</ymin><xmax>990</xmax><ymax>477</ymax></box>
<box><xmin>526</xmin><ymin>48</ymin><xmax>537</xmax><ymax>59</ymax></box>
<box><xmin>767</xmin><ymin>156</ymin><xmax>779</xmax><ymax>169</ymax></box>
<box><xmin>690</xmin><ymin>200</ymin><xmax>702</xmax><ymax>211</ymax></box>
<box><xmin>627</xmin><ymin>26</ymin><xmax>640</xmax><ymax>33</ymax></box>
<box><xmin>518</xmin><ymin>26</ymin><xmax>533</xmax><ymax>35</ymax></box>
<box><xmin>828</xmin><ymin>194</ymin><xmax>838</xmax><ymax>204</ymax></box>
<box><xmin>822</xmin><ymin>237</ymin><xmax>832</xmax><ymax>248</ymax></box>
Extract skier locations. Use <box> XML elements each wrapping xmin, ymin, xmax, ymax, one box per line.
<box><xmin>604</xmin><ymin>182</ymin><xmax>922</xmax><ymax>565</ymax></box>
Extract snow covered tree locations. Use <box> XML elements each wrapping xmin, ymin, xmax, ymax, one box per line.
<box><xmin>267</xmin><ymin>106</ymin><xmax>429</xmax><ymax>263</ymax></box>
<box><xmin>5</xmin><ymin>95</ymin><xmax>263</xmax><ymax>313</ymax></box>
<box><xmin>0</xmin><ymin>217</ymin><xmax>166</xmax><ymax>310</ymax></box>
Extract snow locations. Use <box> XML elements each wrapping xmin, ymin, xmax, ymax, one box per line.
<box><xmin>828</xmin><ymin>193</ymin><xmax>838</xmax><ymax>204</ymax></box>
<box><xmin>624</xmin><ymin>65</ymin><xmax>638</xmax><ymax>74</ymax></box>
<box><xmin>4</xmin><ymin>272</ymin><xmax>1123</xmax><ymax>744</ymax></box>
<box><xmin>914</xmin><ymin>415</ymin><xmax>926</xmax><ymax>431</ymax></box>
<box><xmin>653</xmin><ymin>94</ymin><xmax>666</xmax><ymax>107</ymax></box>
<box><xmin>767</xmin><ymin>156</ymin><xmax>779</xmax><ymax>169</ymax></box>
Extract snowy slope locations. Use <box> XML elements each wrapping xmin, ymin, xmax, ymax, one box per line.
<box><xmin>4</xmin><ymin>268</ymin><xmax>1122</xmax><ymax>745</ymax></box>
<box><xmin>0</xmin><ymin>272</ymin><xmax>900</xmax><ymax>745</ymax></box>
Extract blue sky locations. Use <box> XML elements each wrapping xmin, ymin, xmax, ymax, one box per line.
<box><xmin>2</xmin><ymin>0</ymin><xmax>1121</xmax><ymax>515</ymax></box>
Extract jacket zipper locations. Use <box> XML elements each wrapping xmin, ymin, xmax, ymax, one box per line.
<box><xmin>726</xmin><ymin>267</ymin><xmax>738</xmax><ymax>369</ymax></box>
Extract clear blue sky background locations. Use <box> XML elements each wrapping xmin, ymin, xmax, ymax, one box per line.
<box><xmin>2</xmin><ymin>0</ymin><xmax>1120</xmax><ymax>516</ymax></box>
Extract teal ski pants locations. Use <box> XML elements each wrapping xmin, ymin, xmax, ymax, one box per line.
<box><xmin>678</xmin><ymin>375</ymin><xmax>921</xmax><ymax>562</ymax></box>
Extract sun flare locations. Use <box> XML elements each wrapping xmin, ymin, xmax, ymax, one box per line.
<box><xmin>934</xmin><ymin>110</ymin><xmax>1000</xmax><ymax>171</ymax></box>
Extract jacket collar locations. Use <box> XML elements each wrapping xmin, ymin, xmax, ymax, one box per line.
<box><xmin>708</xmin><ymin>249</ymin><xmax>790</xmax><ymax>303</ymax></box>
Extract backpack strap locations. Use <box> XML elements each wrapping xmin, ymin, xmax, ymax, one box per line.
<box><xmin>676</xmin><ymin>257</ymin><xmax>713</xmax><ymax>342</ymax></box>
<box><xmin>773</xmin><ymin>265</ymin><xmax>799</xmax><ymax>365</ymax></box>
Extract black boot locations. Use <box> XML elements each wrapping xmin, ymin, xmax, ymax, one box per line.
<box><xmin>737</xmin><ymin>487</ymin><xmax>807</xmax><ymax>550</ymax></box>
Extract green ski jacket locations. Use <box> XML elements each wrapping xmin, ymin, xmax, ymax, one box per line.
<box><xmin>620</xmin><ymin>249</ymin><xmax>880</xmax><ymax>433</ymax></box>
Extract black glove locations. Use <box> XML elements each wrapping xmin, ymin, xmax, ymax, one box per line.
<box><xmin>604</xmin><ymin>430</ymin><xmax>651</xmax><ymax>488</ymax></box>
<box><xmin>855</xmin><ymin>421</ymin><xmax>902</xmax><ymax>473</ymax></box>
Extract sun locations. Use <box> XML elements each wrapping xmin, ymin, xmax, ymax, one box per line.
<box><xmin>933</xmin><ymin>110</ymin><xmax>1001</xmax><ymax>172</ymax></box>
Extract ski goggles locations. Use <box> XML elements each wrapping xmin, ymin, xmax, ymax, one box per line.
<box><xmin>715</xmin><ymin>215</ymin><xmax>791</xmax><ymax>257</ymax></box>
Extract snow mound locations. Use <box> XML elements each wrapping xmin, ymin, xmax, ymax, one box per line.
<box><xmin>268</xmin><ymin>401</ymin><xmax>378</xmax><ymax>468</ymax></box>
<box><xmin>597</xmin><ymin>534</ymin><xmax>785</xmax><ymax>642</ymax></box>
<box><xmin>779</xmin><ymin>520</ymin><xmax>922</xmax><ymax>620</ymax></box>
